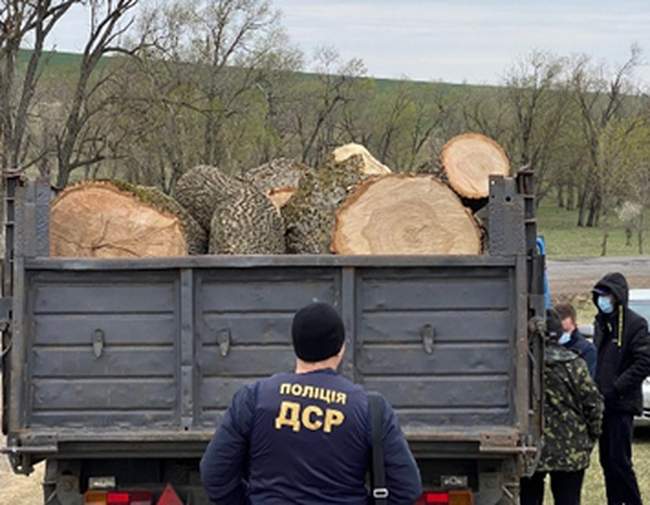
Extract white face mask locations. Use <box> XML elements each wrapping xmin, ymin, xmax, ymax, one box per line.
<box><xmin>558</xmin><ymin>332</ymin><xmax>571</xmax><ymax>345</ymax></box>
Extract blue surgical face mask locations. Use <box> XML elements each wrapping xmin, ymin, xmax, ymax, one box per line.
<box><xmin>598</xmin><ymin>295</ymin><xmax>615</xmax><ymax>314</ymax></box>
<box><xmin>559</xmin><ymin>332</ymin><xmax>572</xmax><ymax>345</ymax></box>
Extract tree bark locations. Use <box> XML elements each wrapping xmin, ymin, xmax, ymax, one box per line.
<box><xmin>208</xmin><ymin>185</ymin><xmax>286</xmax><ymax>255</ymax></box>
<box><xmin>175</xmin><ymin>165</ymin><xmax>248</xmax><ymax>230</ymax></box>
<box><xmin>175</xmin><ymin>165</ymin><xmax>285</xmax><ymax>255</ymax></box>
<box><xmin>282</xmin><ymin>154</ymin><xmax>378</xmax><ymax>254</ymax></box>
<box><xmin>242</xmin><ymin>158</ymin><xmax>311</xmax><ymax>210</ymax></box>
<box><xmin>557</xmin><ymin>184</ymin><xmax>565</xmax><ymax>208</ymax></box>
<box><xmin>639</xmin><ymin>212</ymin><xmax>645</xmax><ymax>255</ymax></box>
<box><xmin>600</xmin><ymin>229</ymin><xmax>609</xmax><ymax>257</ymax></box>
<box><xmin>566</xmin><ymin>183</ymin><xmax>576</xmax><ymax>211</ymax></box>
<box><xmin>586</xmin><ymin>193</ymin><xmax>600</xmax><ymax>228</ymax></box>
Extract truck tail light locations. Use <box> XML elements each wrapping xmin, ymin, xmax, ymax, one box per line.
<box><xmin>130</xmin><ymin>491</ymin><xmax>154</xmax><ymax>505</ymax></box>
<box><xmin>416</xmin><ymin>490</ymin><xmax>474</xmax><ymax>505</ymax></box>
<box><xmin>107</xmin><ymin>492</ymin><xmax>130</xmax><ymax>505</ymax></box>
<box><xmin>84</xmin><ymin>491</ymin><xmax>107</xmax><ymax>505</ymax></box>
<box><xmin>85</xmin><ymin>491</ymin><xmax>153</xmax><ymax>505</ymax></box>
<box><xmin>417</xmin><ymin>493</ymin><xmax>449</xmax><ymax>504</ymax></box>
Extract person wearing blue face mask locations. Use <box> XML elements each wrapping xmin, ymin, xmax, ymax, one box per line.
<box><xmin>592</xmin><ymin>272</ymin><xmax>650</xmax><ymax>505</ymax></box>
<box><xmin>555</xmin><ymin>304</ymin><xmax>597</xmax><ymax>378</ymax></box>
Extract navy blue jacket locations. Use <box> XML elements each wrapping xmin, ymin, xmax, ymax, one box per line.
<box><xmin>564</xmin><ymin>329</ymin><xmax>597</xmax><ymax>378</ymax></box>
<box><xmin>200</xmin><ymin>369</ymin><xmax>422</xmax><ymax>505</ymax></box>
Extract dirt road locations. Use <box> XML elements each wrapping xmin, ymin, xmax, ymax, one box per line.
<box><xmin>548</xmin><ymin>256</ymin><xmax>650</xmax><ymax>297</ymax></box>
<box><xmin>1</xmin><ymin>376</ymin><xmax>44</xmax><ymax>505</ymax></box>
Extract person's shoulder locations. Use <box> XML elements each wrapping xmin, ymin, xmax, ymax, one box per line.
<box><xmin>567</xmin><ymin>352</ymin><xmax>591</xmax><ymax>375</ymax></box>
<box><xmin>255</xmin><ymin>372</ymin><xmax>294</xmax><ymax>388</ymax></box>
<box><xmin>626</xmin><ymin>307</ymin><xmax>649</xmax><ymax>332</ymax></box>
<box><xmin>572</xmin><ymin>333</ymin><xmax>596</xmax><ymax>352</ymax></box>
<box><xmin>546</xmin><ymin>343</ymin><xmax>579</xmax><ymax>363</ymax></box>
<box><xmin>335</xmin><ymin>373</ymin><xmax>367</xmax><ymax>394</ymax></box>
<box><xmin>238</xmin><ymin>373</ymin><xmax>294</xmax><ymax>401</ymax></box>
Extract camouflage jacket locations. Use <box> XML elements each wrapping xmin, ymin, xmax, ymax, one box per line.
<box><xmin>537</xmin><ymin>343</ymin><xmax>604</xmax><ymax>472</ymax></box>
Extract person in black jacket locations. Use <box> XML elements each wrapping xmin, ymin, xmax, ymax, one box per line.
<box><xmin>200</xmin><ymin>302</ymin><xmax>422</xmax><ymax>505</ymax></box>
<box><xmin>555</xmin><ymin>303</ymin><xmax>597</xmax><ymax>378</ymax></box>
<box><xmin>592</xmin><ymin>273</ymin><xmax>650</xmax><ymax>505</ymax></box>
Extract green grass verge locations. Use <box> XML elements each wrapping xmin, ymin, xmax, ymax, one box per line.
<box><xmin>538</xmin><ymin>201</ymin><xmax>649</xmax><ymax>259</ymax></box>
<box><xmin>544</xmin><ymin>430</ymin><xmax>650</xmax><ymax>504</ymax></box>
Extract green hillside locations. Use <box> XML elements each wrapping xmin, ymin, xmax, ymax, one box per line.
<box><xmin>17</xmin><ymin>49</ymin><xmax>109</xmax><ymax>78</ymax></box>
<box><xmin>17</xmin><ymin>49</ymin><xmax>492</xmax><ymax>95</ymax></box>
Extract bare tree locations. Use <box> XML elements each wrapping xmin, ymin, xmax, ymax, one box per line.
<box><xmin>568</xmin><ymin>46</ymin><xmax>641</xmax><ymax>226</ymax></box>
<box><xmin>111</xmin><ymin>0</ymin><xmax>295</xmax><ymax>191</ymax></box>
<box><xmin>53</xmin><ymin>0</ymin><xmax>141</xmax><ymax>187</ymax></box>
<box><xmin>291</xmin><ymin>47</ymin><xmax>366</xmax><ymax>166</ymax></box>
<box><xmin>0</xmin><ymin>0</ymin><xmax>78</xmax><ymax>172</ymax></box>
<box><xmin>503</xmin><ymin>51</ymin><xmax>571</xmax><ymax>203</ymax></box>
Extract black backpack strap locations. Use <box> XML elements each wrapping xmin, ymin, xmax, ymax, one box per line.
<box><xmin>368</xmin><ymin>392</ymin><xmax>389</xmax><ymax>505</ymax></box>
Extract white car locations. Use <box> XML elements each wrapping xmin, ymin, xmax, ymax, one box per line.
<box><xmin>629</xmin><ymin>289</ymin><xmax>650</xmax><ymax>427</ymax></box>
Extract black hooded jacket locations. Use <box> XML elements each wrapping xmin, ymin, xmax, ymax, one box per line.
<box><xmin>593</xmin><ymin>273</ymin><xmax>650</xmax><ymax>415</ymax></box>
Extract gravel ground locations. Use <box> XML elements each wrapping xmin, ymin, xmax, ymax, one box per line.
<box><xmin>548</xmin><ymin>256</ymin><xmax>650</xmax><ymax>297</ymax></box>
<box><xmin>0</xmin><ymin>461</ymin><xmax>44</xmax><ymax>505</ymax></box>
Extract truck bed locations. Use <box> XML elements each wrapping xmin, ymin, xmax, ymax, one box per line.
<box><xmin>4</xmin><ymin>254</ymin><xmax>530</xmax><ymax>461</ymax></box>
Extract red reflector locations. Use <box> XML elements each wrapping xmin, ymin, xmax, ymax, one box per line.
<box><xmin>107</xmin><ymin>492</ymin><xmax>130</xmax><ymax>505</ymax></box>
<box><xmin>130</xmin><ymin>491</ymin><xmax>153</xmax><ymax>505</ymax></box>
<box><xmin>156</xmin><ymin>484</ymin><xmax>183</xmax><ymax>505</ymax></box>
<box><xmin>417</xmin><ymin>492</ymin><xmax>450</xmax><ymax>504</ymax></box>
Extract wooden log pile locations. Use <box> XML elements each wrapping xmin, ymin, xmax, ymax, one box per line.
<box><xmin>49</xmin><ymin>133</ymin><xmax>510</xmax><ymax>258</ymax></box>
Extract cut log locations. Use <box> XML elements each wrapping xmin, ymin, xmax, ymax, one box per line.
<box><xmin>243</xmin><ymin>158</ymin><xmax>310</xmax><ymax>210</ymax></box>
<box><xmin>176</xmin><ymin>165</ymin><xmax>285</xmax><ymax>254</ymax></box>
<box><xmin>331</xmin><ymin>175</ymin><xmax>482</xmax><ymax>255</ymax></box>
<box><xmin>441</xmin><ymin>133</ymin><xmax>510</xmax><ymax>199</ymax></box>
<box><xmin>331</xmin><ymin>143</ymin><xmax>392</xmax><ymax>175</ymax></box>
<box><xmin>50</xmin><ymin>180</ymin><xmax>207</xmax><ymax>258</ymax></box>
<box><xmin>174</xmin><ymin>165</ymin><xmax>247</xmax><ymax>230</ymax></box>
<box><xmin>282</xmin><ymin>154</ymin><xmax>375</xmax><ymax>254</ymax></box>
<box><xmin>209</xmin><ymin>186</ymin><xmax>286</xmax><ymax>255</ymax></box>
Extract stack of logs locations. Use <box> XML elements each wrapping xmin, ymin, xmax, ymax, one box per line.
<box><xmin>49</xmin><ymin>133</ymin><xmax>511</xmax><ymax>258</ymax></box>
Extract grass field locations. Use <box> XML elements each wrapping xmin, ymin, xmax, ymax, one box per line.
<box><xmin>537</xmin><ymin>202</ymin><xmax>649</xmax><ymax>258</ymax></box>
<box><xmin>544</xmin><ymin>428</ymin><xmax>650</xmax><ymax>504</ymax></box>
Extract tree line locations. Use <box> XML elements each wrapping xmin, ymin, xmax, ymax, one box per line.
<box><xmin>2</xmin><ymin>0</ymin><xmax>649</xmax><ymax>253</ymax></box>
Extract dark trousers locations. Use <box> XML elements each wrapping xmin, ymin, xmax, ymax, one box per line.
<box><xmin>520</xmin><ymin>470</ymin><xmax>585</xmax><ymax>505</ymax></box>
<box><xmin>600</xmin><ymin>410</ymin><xmax>643</xmax><ymax>505</ymax></box>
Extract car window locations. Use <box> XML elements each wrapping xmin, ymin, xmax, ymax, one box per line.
<box><xmin>629</xmin><ymin>301</ymin><xmax>650</xmax><ymax>323</ymax></box>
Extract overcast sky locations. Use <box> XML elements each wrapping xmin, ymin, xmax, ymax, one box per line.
<box><xmin>47</xmin><ymin>0</ymin><xmax>650</xmax><ymax>85</ymax></box>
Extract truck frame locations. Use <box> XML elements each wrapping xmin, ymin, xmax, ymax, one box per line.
<box><xmin>1</xmin><ymin>171</ymin><xmax>546</xmax><ymax>505</ymax></box>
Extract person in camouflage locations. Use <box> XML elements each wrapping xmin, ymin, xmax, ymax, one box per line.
<box><xmin>520</xmin><ymin>309</ymin><xmax>604</xmax><ymax>505</ymax></box>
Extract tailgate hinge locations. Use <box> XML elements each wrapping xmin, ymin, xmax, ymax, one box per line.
<box><xmin>479</xmin><ymin>433</ymin><xmax>537</xmax><ymax>456</ymax></box>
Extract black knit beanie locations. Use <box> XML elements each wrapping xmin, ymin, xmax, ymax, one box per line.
<box><xmin>546</xmin><ymin>308</ymin><xmax>562</xmax><ymax>341</ymax></box>
<box><xmin>292</xmin><ymin>303</ymin><xmax>345</xmax><ymax>362</ymax></box>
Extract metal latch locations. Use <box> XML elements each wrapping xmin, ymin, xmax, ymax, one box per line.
<box><xmin>217</xmin><ymin>328</ymin><xmax>231</xmax><ymax>357</ymax></box>
<box><xmin>421</xmin><ymin>324</ymin><xmax>435</xmax><ymax>354</ymax></box>
<box><xmin>93</xmin><ymin>329</ymin><xmax>105</xmax><ymax>359</ymax></box>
